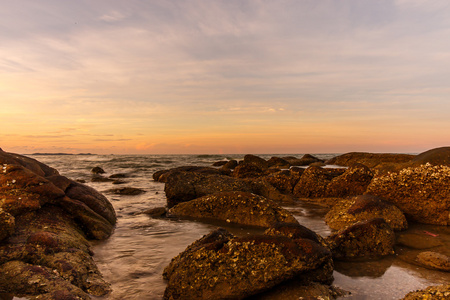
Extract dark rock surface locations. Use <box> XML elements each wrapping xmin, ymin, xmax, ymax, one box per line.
<box><xmin>153</xmin><ymin>166</ymin><xmax>222</xmax><ymax>183</ymax></box>
<box><xmin>293</xmin><ymin>166</ymin><xmax>344</xmax><ymax>198</ymax></box>
<box><xmin>0</xmin><ymin>149</ymin><xmax>116</xmax><ymax>299</ymax></box>
<box><xmin>105</xmin><ymin>187</ymin><xmax>146</xmax><ymax>195</ymax></box>
<box><xmin>326</xmin><ymin>218</ymin><xmax>396</xmax><ymax>260</ymax></box>
<box><xmin>232</xmin><ymin>162</ymin><xmax>265</xmax><ymax>178</ymax></box>
<box><xmin>243</xmin><ymin>154</ymin><xmax>269</xmax><ymax>170</ymax></box>
<box><xmin>325</xmin><ymin>195</ymin><xmax>408</xmax><ymax>231</ymax></box>
<box><xmin>168</xmin><ymin>191</ymin><xmax>298</xmax><ymax>227</ymax></box>
<box><xmin>163</xmin><ymin>228</ymin><xmax>332</xmax><ymax>300</ymax></box>
<box><xmin>366</xmin><ymin>164</ymin><xmax>450</xmax><ymax>225</ymax></box>
<box><xmin>91</xmin><ymin>166</ymin><xmax>105</xmax><ymax>174</ymax></box>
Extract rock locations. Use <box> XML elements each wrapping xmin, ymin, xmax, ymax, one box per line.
<box><xmin>232</xmin><ymin>162</ymin><xmax>265</xmax><ymax>178</ymax></box>
<box><xmin>415</xmin><ymin>251</ymin><xmax>450</xmax><ymax>271</ymax></box>
<box><xmin>326</xmin><ymin>152</ymin><xmax>415</xmax><ymax>168</ymax></box>
<box><xmin>163</xmin><ymin>228</ymin><xmax>332</xmax><ymax>300</ymax></box>
<box><xmin>285</xmin><ymin>154</ymin><xmax>323</xmax><ymax>166</ymax></box>
<box><xmin>264</xmin><ymin>222</ymin><xmax>326</xmax><ymax>247</ymax></box>
<box><xmin>254</xmin><ymin>281</ymin><xmax>348</xmax><ymax>300</ymax></box>
<box><xmin>0</xmin><ymin>209</ymin><xmax>14</xmax><ymax>241</ymax></box>
<box><xmin>168</xmin><ymin>191</ymin><xmax>299</xmax><ymax>227</ymax></box>
<box><xmin>325</xmin><ymin>195</ymin><xmax>408</xmax><ymax>231</ymax></box>
<box><xmin>401</xmin><ymin>283</ymin><xmax>450</xmax><ymax>300</ymax></box>
<box><xmin>221</xmin><ymin>159</ymin><xmax>238</xmax><ymax>170</ymax></box>
<box><xmin>164</xmin><ymin>171</ymin><xmax>292</xmax><ymax>208</ymax></box>
<box><xmin>409</xmin><ymin>147</ymin><xmax>450</xmax><ymax>166</ymax></box>
<box><xmin>153</xmin><ymin>166</ymin><xmax>222</xmax><ymax>183</ymax></box>
<box><xmin>326</xmin><ymin>218</ymin><xmax>396</xmax><ymax>260</ymax></box>
<box><xmin>243</xmin><ymin>154</ymin><xmax>269</xmax><ymax>170</ymax></box>
<box><xmin>105</xmin><ymin>187</ymin><xmax>146</xmax><ymax>195</ymax></box>
<box><xmin>264</xmin><ymin>170</ymin><xmax>302</xmax><ymax>194</ymax></box>
<box><xmin>109</xmin><ymin>173</ymin><xmax>128</xmax><ymax>178</ymax></box>
<box><xmin>91</xmin><ymin>175</ymin><xmax>114</xmax><ymax>182</ymax></box>
<box><xmin>365</xmin><ymin>163</ymin><xmax>450</xmax><ymax>225</ymax></box>
<box><xmin>293</xmin><ymin>166</ymin><xmax>343</xmax><ymax>198</ymax></box>
<box><xmin>267</xmin><ymin>157</ymin><xmax>291</xmax><ymax>169</ymax></box>
<box><xmin>396</xmin><ymin>232</ymin><xmax>443</xmax><ymax>249</ymax></box>
<box><xmin>91</xmin><ymin>166</ymin><xmax>105</xmax><ymax>174</ymax></box>
<box><xmin>0</xmin><ymin>149</ymin><xmax>115</xmax><ymax>299</ymax></box>
<box><xmin>326</xmin><ymin>163</ymin><xmax>374</xmax><ymax>197</ymax></box>
<box><xmin>212</xmin><ymin>160</ymin><xmax>228</xmax><ymax>167</ymax></box>
<box><xmin>142</xmin><ymin>207</ymin><xmax>167</xmax><ymax>217</ymax></box>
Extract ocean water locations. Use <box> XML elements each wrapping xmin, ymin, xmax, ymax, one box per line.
<box><xmin>27</xmin><ymin>154</ymin><xmax>450</xmax><ymax>300</ymax></box>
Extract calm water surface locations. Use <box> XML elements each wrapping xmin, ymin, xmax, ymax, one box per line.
<box><xmin>29</xmin><ymin>154</ymin><xmax>450</xmax><ymax>300</ymax></box>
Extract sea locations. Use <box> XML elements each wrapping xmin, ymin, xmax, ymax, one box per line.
<box><xmin>26</xmin><ymin>153</ymin><xmax>450</xmax><ymax>300</ymax></box>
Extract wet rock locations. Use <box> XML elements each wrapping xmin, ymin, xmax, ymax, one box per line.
<box><xmin>164</xmin><ymin>171</ymin><xmax>292</xmax><ymax>208</ymax></box>
<box><xmin>366</xmin><ymin>163</ymin><xmax>450</xmax><ymax>225</ymax></box>
<box><xmin>142</xmin><ymin>207</ymin><xmax>167</xmax><ymax>217</ymax></box>
<box><xmin>105</xmin><ymin>187</ymin><xmax>146</xmax><ymax>195</ymax></box>
<box><xmin>163</xmin><ymin>228</ymin><xmax>332</xmax><ymax>300</ymax></box>
<box><xmin>243</xmin><ymin>154</ymin><xmax>269</xmax><ymax>170</ymax></box>
<box><xmin>326</xmin><ymin>218</ymin><xmax>396</xmax><ymax>260</ymax></box>
<box><xmin>252</xmin><ymin>281</ymin><xmax>348</xmax><ymax>300</ymax></box>
<box><xmin>232</xmin><ymin>162</ymin><xmax>265</xmax><ymax>178</ymax></box>
<box><xmin>325</xmin><ymin>195</ymin><xmax>408</xmax><ymax>231</ymax></box>
<box><xmin>415</xmin><ymin>251</ymin><xmax>450</xmax><ymax>272</ymax></box>
<box><xmin>109</xmin><ymin>173</ymin><xmax>128</xmax><ymax>178</ymax></box>
<box><xmin>0</xmin><ymin>149</ymin><xmax>115</xmax><ymax>299</ymax></box>
<box><xmin>168</xmin><ymin>191</ymin><xmax>299</xmax><ymax>227</ymax></box>
<box><xmin>91</xmin><ymin>166</ymin><xmax>105</xmax><ymax>174</ymax></box>
<box><xmin>396</xmin><ymin>232</ymin><xmax>443</xmax><ymax>249</ymax></box>
<box><xmin>212</xmin><ymin>160</ymin><xmax>228</xmax><ymax>167</ymax></box>
<box><xmin>91</xmin><ymin>175</ymin><xmax>114</xmax><ymax>182</ymax></box>
<box><xmin>326</xmin><ymin>163</ymin><xmax>374</xmax><ymax>197</ymax></box>
<box><xmin>326</xmin><ymin>152</ymin><xmax>415</xmax><ymax>168</ymax></box>
<box><xmin>401</xmin><ymin>283</ymin><xmax>450</xmax><ymax>300</ymax></box>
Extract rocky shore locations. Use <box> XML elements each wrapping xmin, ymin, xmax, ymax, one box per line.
<box><xmin>1</xmin><ymin>147</ymin><xmax>449</xmax><ymax>299</ymax></box>
<box><xmin>152</xmin><ymin>149</ymin><xmax>450</xmax><ymax>299</ymax></box>
<box><xmin>0</xmin><ymin>149</ymin><xmax>116</xmax><ymax>299</ymax></box>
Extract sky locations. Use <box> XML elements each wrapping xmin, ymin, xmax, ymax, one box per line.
<box><xmin>1</xmin><ymin>0</ymin><xmax>449</xmax><ymax>154</ymax></box>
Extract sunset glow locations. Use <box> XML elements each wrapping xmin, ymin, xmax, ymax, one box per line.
<box><xmin>1</xmin><ymin>0</ymin><xmax>449</xmax><ymax>154</ymax></box>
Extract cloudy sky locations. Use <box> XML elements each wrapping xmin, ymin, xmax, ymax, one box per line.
<box><xmin>1</xmin><ymin>0</ymin><xmax>449</xmax><ymax>154</ymax></box>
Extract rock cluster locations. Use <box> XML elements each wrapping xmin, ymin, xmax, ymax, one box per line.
<box><xmin>0</xmin><ymin>149</ymin><xmax>116</xmax><ymax>299</ymax></box>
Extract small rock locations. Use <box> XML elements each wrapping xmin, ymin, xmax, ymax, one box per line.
<box><xmin>415</xmin><ymin>251</ymin><xmax>450</xmax><ymax>272</ymax></box>
<box><xmin>91</xmin><ymin>166</ymin><xmax>105</xmax><ymax>174</ymax></box>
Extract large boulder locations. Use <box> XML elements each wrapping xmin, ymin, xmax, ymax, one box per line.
<box><xmin>163</xmin><ymin>228</ymin><xmax>333</xmax><ymax>300</ymax></box>
<box><xmin>326</xmin><ymin>163</ymin><xmax>374</xmax><ymax>197</ymax></box>
<box><xmin>164</xmin><ymin>171</ymin><xmax>293</xmax><ymax>208</ymax></box>
<box><xmin>284</xmin><ymin>154</ymin><xmax>323</xmax><ymax>167</ymax></box>
<box><xmin>0</xmin><ymin>149</ymin><xmax>116</xmax><ymax>299</ymax></box>
<box><xmin>232</xmin><ymin>162</ymin><xmax>265</xmax><ymax>178</ymax></box>
<box><xmin>153</xmin><ymin>166</ymin><xmax>222</xmax><ymax>183</ymax></box>
<box><xmin>264</xmin><ymin>169</ymin><xmax>303</xmax><ymax>194</ymax></box>
<box><xmin>365</xmin><ymin>163</ymin><xmax>450</xmax><ymax>225</ymax></box>
<box><xmin>326</xmin><ymin>218</ymin><xmax>396</xmax><ymax>260</ymax></box>
<box><xmin>409</xmin><ymin>147</ymin><xmax>450</xmax><ymax>167</ymax></box>
<box><xmin>325</xmin><ymin>195</ymin><xmax>408</xmax><ymax>231</ymax></box>
<box><xmin>168</xmin><ymin>191</ymin><xmax>298</xmax><ymax>227</ymax></box>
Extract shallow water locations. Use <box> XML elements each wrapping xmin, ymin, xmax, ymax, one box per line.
<box><xmin>28</xmin><ymin>154</ymin><xmax>450</xmax><ymax>300</ymax></box>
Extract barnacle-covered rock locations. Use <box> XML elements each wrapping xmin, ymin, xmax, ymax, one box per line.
<box><xmin>264</xmin><ymin>169</ymin><xmax>302</xmax><ymax>194</ymax></box>
<box><xmin>325</xmin><ymin>195</ymin><xmax>407</xmax><ymax>231</ymax></box>
<box><xmin>168</xmin><ymin>191</ymin><xmax>298</xmax><ymax>227</ymax></box>
<box><xmin>0</xmin><ymin>149</ymin><xmax>115</xmax><ymax>299</ymax></box>
<box><xmin>365</xmin><ymin>163</ymin><xmax>450</xmax><ymax>225</ymax></box>
<box><xmin>326</xmin><ymin>218</ymin><xmax>396</xmax><ymax>260</ymax></box>
<box><xmin>325</xmin><ymin>152</ymin><xmax>415</xmax><ymax>168</ymax></box>
<box><xmin>326</xmin><ymin>163</ymin><xmax>374</xmax><ymax>197</ymax></box>
<box><xmin>293</xmin><ymin>166</ymin><xmax>344</xmax><ymax>198</ymax></box>
<box><xmin>242</xmin><ymin>154</ymin><xmax>269</xmax><ymax>170</ymax></box>
<box><xmin>401</xmin><ymin>283</ymin><xmax>450</xmax><ymax>300</ymax></box>
<box><xmin>232</xmin><ymin>162</ymin><xmax>265</xmax><ymax>178</ymax></box>
<box><xmin>265</xmin><ymin>222</ymin><xmax>327</xmax><ymax>247</ymax></box>
<box><xmin>163</xmin><ymin>228</ymin><xmax>333</xmax><ymax>300</ymax></box>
